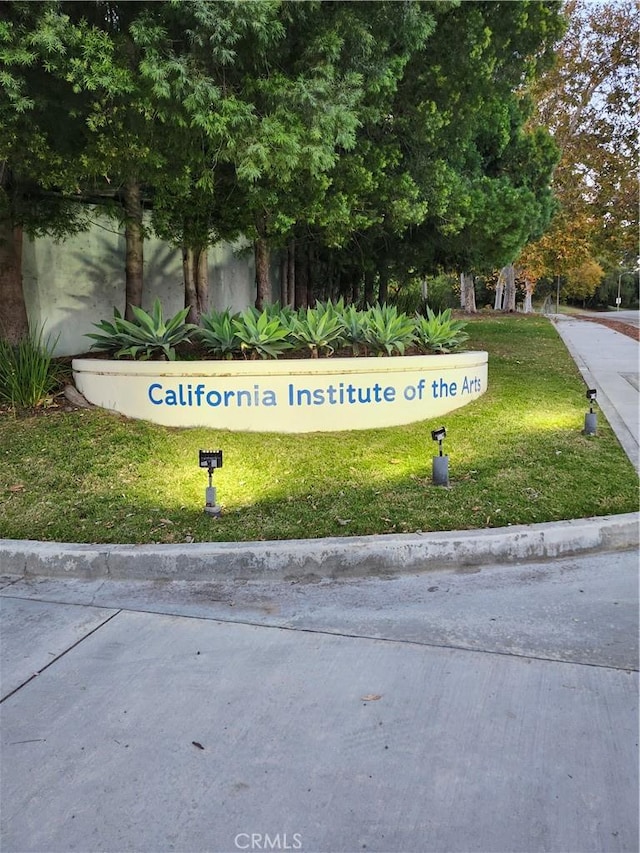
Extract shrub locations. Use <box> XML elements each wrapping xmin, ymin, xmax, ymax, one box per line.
<box><xmin>86</xmin><ymin>299</ymin><xmax>195</xmax><ymax>361</ymax></box>
<box><xmin>290</xmin><ymin>304</ymin><xmax>344</xmax><ymax>357</ymax></box>
<box><xmin>0</xmin><ymin>326</ymin><xmax>62</xmax><ymax>408</ymax></box>
<box><xmin>363</xmin><ymin>304</ymin><xmax>415</xmax><ymax>356</ymax></box>
<box><xmin>414</xmin><ymin>307</ymin><xmax>469</xmax><ymax>353</ymax></box>
<box><xmin>199</xmin><ymin>308</ymin><xmax>242</xmax><ymax>359</ymax></box>
<box><xmin>233</xmin><ymin>307</ymin><xmax>294</xmax><ymax>359</ymax></box>
<box><xmin>336</xmin><ymin>302</ymin><xmax>370</xmax><ymax>356</ymax></box>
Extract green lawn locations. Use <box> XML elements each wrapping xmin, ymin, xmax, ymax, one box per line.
<box><xmin>0</xmin><ymin>315</ymin><xmax>637</xmax><ymax>544</ymax></box>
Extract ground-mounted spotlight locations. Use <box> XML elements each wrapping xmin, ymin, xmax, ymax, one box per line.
<box><xmin>584</xmin><ymin>388</ymin><xmax>598</xmax><ymax>436</ymax></box>
<box><xmin>431</xmin><ymin>427</ymin><xmax>449</xmax><ymax>486</ymax></box>
<box><xmin>199</xmin><ymin>449</ymin><xmax>223</xmax><ymax>516</ymax></box>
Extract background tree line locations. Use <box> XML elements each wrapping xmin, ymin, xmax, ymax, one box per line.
<box><xmin>1</xmin><ymin>0</ymin><xmax>634</xmax><ymax>346</ymax></box>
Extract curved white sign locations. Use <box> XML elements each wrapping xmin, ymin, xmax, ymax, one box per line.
<box><xmin>72</xmin><ymin>352</ymin><xmax>488</xmax><ymax>433</ymax></box>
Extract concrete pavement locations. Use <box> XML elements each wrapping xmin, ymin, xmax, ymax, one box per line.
<box><xmin>551</xmin><ymin>314</ymin><xmax>639</xmax><ymax>473</ymax></box>
<box><xmin>1</xmin><ymin>549</ymin><xmax>638</xmax><ymax>853</ymax></box>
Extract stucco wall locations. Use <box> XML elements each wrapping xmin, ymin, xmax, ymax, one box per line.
<box><xmin>21</xmin><ymin>212</ymin><xmax>266</xmax><ymax>356</ymax></box>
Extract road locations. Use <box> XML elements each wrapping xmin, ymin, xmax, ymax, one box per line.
<box><xmin>1</xmin><ymin>550</ymin><xmax>638</xmax><ymax>853</ymax></box>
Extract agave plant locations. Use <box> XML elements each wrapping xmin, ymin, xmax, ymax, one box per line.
<box><xmin>363</xmin><ymin>304</ymin><xmax>415</xmax><ymax>356</ymax></box>
<box><xmin>198</xmin><ymin>308</ymin><xmax>242</xmax><ymax>359</ymax></box>
<box><xmin>414</xmin><ymin>307</ymin><xmax>469</xmax><ymax>353</ymax></box>
<box><xmin>233</xmin><ymin>307</ymin><xmax>293</xmax><ymax>359</ymax></box>
<box><xmin>290</xmin><ymin>305</ymin><xmax>344</xmax><ymax>357</ymax></box>
<box><xmin>86</xmin><ymin>299</ymin><xmax>195</xmax><ymax>361</ymax></box>
<box><xmin>337</xmin><ymin>303</ymin><xmax>370</xmax><ymax>356</ymax></box>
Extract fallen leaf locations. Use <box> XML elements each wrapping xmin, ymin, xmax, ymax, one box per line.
<box><xmin>361</xmin><ymin>694</ymin><xmax>383</xmax><ymax>702</ymax></box>
<box><xmin>8</xmin><ymin>484</ymin><xmax>25</xmax><ymax>493</ymax></box>
<box><xmin>192</xmin><ymin>741</ymin><xmax>205</xmax><ymax>750</ymax></box>
<box><xmin>336</xmin><ymin>518</ymin><xmax>351</xmax><ymax>526</ymax></box>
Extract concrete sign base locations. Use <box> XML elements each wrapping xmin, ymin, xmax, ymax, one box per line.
<box><xmin>72</xmin><ymin>351</ymin><xmax>488</xmax><ymax>433</ymax></box>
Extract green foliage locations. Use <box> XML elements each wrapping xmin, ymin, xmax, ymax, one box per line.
<box><xmin>363</xmin><ymin>304</ymin><xmax>415</xmax><ymax>356</ymax></box>
<box><xmin>337</xmin><ymin>302</ymin><xmax>370</xmax><ymax>356</ymax></box>
<box><xmin>232</xmin><ymin>307</ymin><xmax>293</xmax><ymax>360</ymax></box>
<box><xmin>290</xmin><ymin>302</ymin><xmax>344</xmax><ymax>357</ymax></box>
<box><xmin>0</xmin><ymin>326</ymin><xmax>61</xmax><ymax>408</ymax></box>
<box><xmin>198</xmin><ymin>308</ymin><xmax>242</xmax><ymax>359</ymax></box>
<box><xmin>86</xmin><ymin>299</ymin><xmax>195</xmax><ymax>361</ymax></box>
<box><xmin>414</xmin><ymin>308</ymin><xmax>469</xmax><ymax>354</ymax></box>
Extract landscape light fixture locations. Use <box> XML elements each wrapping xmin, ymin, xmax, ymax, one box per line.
<box><xmin>431</xmin><ymin>427</ymin><xmax>447</xmax><ymax>455</ymax></box>
<box><xmin>199</xmin><ymin>449</ymin><xmax>223</xmax><ymax>517</ymax></box>
<box><xmin>584</xmin><ymin>389</ymin><xmax>598</xmax><ymax>436</ymax></box>
<box><xmin>431</xmin><ymin>426</ymin><xmax>449</xmax><ymax>486</ymax></box>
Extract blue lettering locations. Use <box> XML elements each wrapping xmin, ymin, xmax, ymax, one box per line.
<box><xmin>148</xmin><ymin>383</ymin><xmax>163</xmax><ymax>405</ymax></box>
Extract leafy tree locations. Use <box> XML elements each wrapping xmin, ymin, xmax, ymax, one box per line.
<box><xmin>0</xmin><ymin>2</ymin><xmax>94</xmax><ymax>342</ymax></box>
<box><xmin>311</xmin><ymin>1</ymin><xmax>563</xmax><ymax>310</ymax></box>
<box><xmin>518</xmin><ymin>0</ymin><xmax>638</xmax><ymax>291</ymax></box>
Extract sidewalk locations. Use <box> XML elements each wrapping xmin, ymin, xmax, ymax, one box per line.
<box><xmin>551</xmin><ymin>314</ymin><xmax>640</xmax><ymax>473</ymax></box>
<box><xmin>1</xmin><ymin>550</ymin><xmax>638</xmax><ymax>853</ymax></box>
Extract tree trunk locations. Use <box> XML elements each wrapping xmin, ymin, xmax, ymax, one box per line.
<box><xmin>295</xmin><ymin>244</ymin><xmax>309</xmax><ymax>309</ymax></box>
<box><xmin>196</xmin><ymin>246</ymin><xmax>208</xmax><ymax>319</ymax></box>
<box><xmin>307</xmin><ymin>243</ymin><xmax>315</xmax><ymax>305</ymax></box>
<box><xmin>494</xmin><ymin>269</ymin><xmax>505</xmax><ymax>311</ymax></box>
<box><xmin>280</xmin><ymin>250</ymin><xmax>288</xmax><ymax>306</ymax></box>
<box><xmin>461</xmin><ymin>272</ymin><xmax>477</xmax><ymax>314</ymax></box>
<box><xmin>523</xmin><ymin>276</ymin><xmax>534</xmax><ymax>313</ymax></box>
<box><xmin>183</xmin><ymin>245</ymin><xmax>209</xmax><ymax>325</ymax></box>
<box><xmin>351</xmin><ymin>273</ymin><xmax>361</xmax><ymax>307</ymax></box>
<box><xmin>0</xmin><ymin>219</ymin><xmax>28</xmax><ymax>343</ymax></box>
<box><xmin>459</xmin><ymin>272</ymin><xmax>465</xmax><ymax>308</ymax></box>
<box><xmin>379</xmin><ymin>266</ymin><xmax>389</xmax><ymax>305</ymax></box>
<box><xmin>503</xmin><ymin>263</ymin><xmax>516</xmax><ymax>312</ymax></box>
<box><xmin>124</xmin><ymin>177</ymin><xmax>144</xmax><ymax>320</ymax></box>
<box><xmin>254</xmin><ymin>237</ymin><xmax>271</xmax><ymax>310</ymax></box>
<box><xmin>286</xmin><ymin>239</ymin><xmax>295</xmax><ymax>307</ymax></box>
<box><xmin>363</xmin><ymin>268</ymin><xmax>375</xmax><ymax>306</ymax></box>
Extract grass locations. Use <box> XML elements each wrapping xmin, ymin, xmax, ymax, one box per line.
<box><xmin>0</xmin><ymin>315</ymin><xmax>637</xmax><ymax>545</ymax></box>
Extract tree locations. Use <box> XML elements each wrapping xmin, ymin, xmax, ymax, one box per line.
<box><xmin>313</xmin><ymin>1</ymin><xmax>563</xmax><ymax>307</ymax></box>
<box><xmin>0</xmin><ymin>2</ymin><xmax>94</xmax><ymax>341</ymax></box>
<box><xmin>227</xmin><ymin>0</ymin><xmax>437</xmax><ymax>308</ymax></box>
<box><xmin>518</xmin><ymin>0</ymin><xmax>638</xmax><ymax>287</ymax></box>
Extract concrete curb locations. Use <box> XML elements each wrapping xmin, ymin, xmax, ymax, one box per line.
<box><xmin>1</xmin><ymin>513</ymin><xmax>638</xmax><ymax>582</ymax></box>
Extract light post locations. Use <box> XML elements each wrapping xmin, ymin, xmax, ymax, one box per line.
<box><xmin>431</xmin><ymin>427</ymin><xmax>449</xmax><ymax>486</ymax></box>
<box><xmin>199</xmin><ymin>449</ymin><xmax>223</xmax><ymax>516</ymax></box>
<box><xmin>584</xmin><ymin>389</ymin><xmax>598</xmax><ymax>436</ymax></box>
